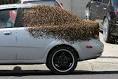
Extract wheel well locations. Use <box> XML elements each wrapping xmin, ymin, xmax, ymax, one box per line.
<box><xmin>46</xmin><ymin>44</ymin><xmax>79</xmax><ymax>63</ymax></box>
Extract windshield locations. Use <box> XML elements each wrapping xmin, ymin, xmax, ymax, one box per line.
<box><xmin>112</xmin><ymin>0</ymin><xmax>118</xmax><ymax>8</ymax></box>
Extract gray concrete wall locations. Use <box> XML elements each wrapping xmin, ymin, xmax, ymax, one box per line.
<box><xmin>60</xmin><ymin>0</ymin><xmax>90</xmax><ymax>19</ymax></box>
<box><xmin>61</xmin><ymin>0</ymin><xmax>72</xmax><ymax>11</ymax></box>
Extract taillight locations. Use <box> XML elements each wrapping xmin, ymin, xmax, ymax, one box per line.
<box><xmin>86</xmin><ymin>45</ymin><xmax>93</xmax><ymax>48</ymax></box>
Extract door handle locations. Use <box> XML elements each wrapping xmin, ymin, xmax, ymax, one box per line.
<box><xmin>4</xmin><ymin>32</ymin><xmax>12</xmax><ymax>35</ymax></box>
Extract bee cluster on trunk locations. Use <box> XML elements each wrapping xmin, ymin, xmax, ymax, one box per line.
<box><xmin>18</xmin><ymin>6</ymin><xmax>99</xmax><ymax>42</ymax></box>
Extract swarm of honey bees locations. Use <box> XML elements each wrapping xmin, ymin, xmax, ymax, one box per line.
<box><xmin>19</xmin><ymin>6</ymin><xmax>99</xmax><ymax>42</ymax></box>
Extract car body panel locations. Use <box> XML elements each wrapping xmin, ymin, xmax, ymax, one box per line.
<box><xmin>72</xmin><ymin>39</ymin><xmax>103</xmax><ymax>61</ymax></box>
<box><xmin>15</xmin><ymin>27</ymin><xmax>56</xmax><ymax>60</ymax></box>
<box><xmin>0</xmin><ymin>27</ymin><xmax>104</xmax><ymax>64</ymax></box>
<box><xmin>0</xmin><ymin>28</ymin><xmax>17</xmax><ymax>60</ymax></box>
<box><xmin>42</xmin><ymin>39</ymin><xmax>104</xmax><ymax>63</ymax></box>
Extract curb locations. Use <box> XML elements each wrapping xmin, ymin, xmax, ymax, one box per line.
<box><xmin>90</xmin><ymin>57</ymin><xmax>118</xmax><ymax>64</ymax></box>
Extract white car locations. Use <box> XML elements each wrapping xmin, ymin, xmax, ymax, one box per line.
<box><xmin>0</xmin><ymin>4</ymin><xmax>104</xmax><ymax>74</ymax></box>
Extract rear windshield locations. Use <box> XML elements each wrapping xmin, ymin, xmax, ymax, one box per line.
<box><xmin>112</xmin><ymin>0</ymin><xmax>118</xmax><ymax>8</ymax></box>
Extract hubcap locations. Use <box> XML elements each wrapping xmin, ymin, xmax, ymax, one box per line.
<box><xmin>52</xmin><ymin>49</ymin><xmax>74</xmax><ymax>72</ymax></box>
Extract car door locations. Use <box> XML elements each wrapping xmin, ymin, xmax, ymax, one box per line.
<box><xmin>0</xmin><ymin>9</ymin><xmax>17</xmax><ymax>60</ymax></box>
<box><xmin>98</xmin><ymin>0</ymin><xmax>110</xmax><ymax>19</ymax></box>
<box><xmin>15</xmin><ymin>27</ymin><xmax>52</xmax><ymax>61</ymax></box>
<box><xmin>89</xmin><ymin>0</ymin><xmax>103</xmax><ymax>20</ymax></box>
<box><xmin>14</xmin><ymin>8</ymin><xmax>54</xmax><ymax>61</ymax></box>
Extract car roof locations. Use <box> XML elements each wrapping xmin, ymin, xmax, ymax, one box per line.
<box><xmin>21</xmin><ymin>0</ymin><xmax>56</xmax><ymax>3</ymax></box>
<box><xmin>20</xmin><ymin>0</ymin><xmax>63</xmax><ymax>9</ymax></box>
<box><xmin>0</xmin><ymin>3</ymin><xmax>54</xmax><ymax>11</ymax></box>
<box><xmin>0</xmin><ymin>4</ymin><xmax>36</xmax><ymax>10</ymax></box>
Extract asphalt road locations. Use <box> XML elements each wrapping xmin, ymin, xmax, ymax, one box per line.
<box><xmin>0</xmin><ymin>70</ymin><xmax>118</xmax><ymax>79</ymax></box>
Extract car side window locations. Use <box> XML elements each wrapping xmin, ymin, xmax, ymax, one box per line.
<box><xmin>0</xmin><ymin>8</ymin><xmax>25</xmax><ymax>28</ymax></box>
<box><xmin>0</xmin><ymin>9</ymin><xmax>16</xmax><ymax>28</ymax></box>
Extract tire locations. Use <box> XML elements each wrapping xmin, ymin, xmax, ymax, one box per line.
<box><xmin>46</xmin><ymin>46</ymin><xmax>78</xmax><ymax>74</ymax></box>
<box><xmin>103</xmin><ymin>17</ymin><xmax>111</xmax><ymax>43</ymax></box>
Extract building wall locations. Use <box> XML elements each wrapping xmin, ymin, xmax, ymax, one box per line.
<box><xmin>60</xmin><ymin>0</ymin><xmax>72</xmax><ymax>11</ymax></box>
<box><xmin>61</xmin><ymin>0</ymin><xmax>90</xmax><ymax>19</ymax></box>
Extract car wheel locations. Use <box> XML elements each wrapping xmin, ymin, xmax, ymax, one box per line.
<box><xmin>103</xmin><ymin>17</ymin><xmax>111</xmax><ymax>43</ymax></box>
<box><xmin>46</xmin><ymin>46</ymin><xmax>78</xmax><ymax>74</ymax></box>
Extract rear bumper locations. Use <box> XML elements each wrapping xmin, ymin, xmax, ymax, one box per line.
<box><xmin>73</xmin><ymin>39</ymin><xmax>104</xmax><ymax>61</ymax></box>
